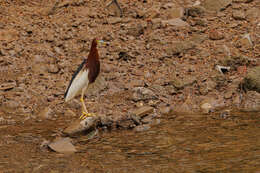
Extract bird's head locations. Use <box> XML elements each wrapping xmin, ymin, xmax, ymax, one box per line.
<box><xmin>92</xmin><ymin>38</ymin><xmax>109</xmax><ymax>47</ymax></box>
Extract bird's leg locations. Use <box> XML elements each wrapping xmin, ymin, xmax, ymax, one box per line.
<box><xmin>79</xmin><ymin>87</ymin><xmax>95</xmax><ymax>120</ymax></box>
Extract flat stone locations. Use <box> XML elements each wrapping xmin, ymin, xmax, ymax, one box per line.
<box><xmin>132</xmin><ymin>87</ymin><xmax>157</xmax><ymax>101</ymax></box>
<box><xmin>166</xmin><ymin>41</ymin><xmax>196</xmax><ymax>55</ymax></box>
<box><xmin>202</xmin><ymin>0</ymin><xmax>232</xmax><ymax>12</ymax></box>
<box><xmin>63</xmin><ymin>117</ymin><xmax>98</xmax><ymax>135</ymax></box>
<box><xmin>38</xmin><ymin>107</ymin><xmax>52</xmax><ymax>119</ymax></box>
<box><xmin>107</xmin><ymin>17</ymin><xmax>122</xmax><ymax>24</ymax></box>
<box><xmin>48</xmin><ymin>137</ymin><xmax>76</xmax><ymax>154</ymax></box>
<box><xmin>209</xmin><ymin>29</ymin><xmax>224</xmax><ymax>40</ymax></box>
<box><xmin>233</xmin><ymin>10</ymin><xmax>246</xmax><ymax>20</ymax></box>
<box><xmin>132</xmin><ymin>106</ymin><xmax>154</xmax><ymax>118</ymax></box>
<box><xmin>162</xmin><ymin>18</ymin><xmax>189</xmax><ymax>27</ymax></box>
<box><xmin>134</xmin><ymin>124</ymin><xmax>151</xmax><ymax>132</ymax></box>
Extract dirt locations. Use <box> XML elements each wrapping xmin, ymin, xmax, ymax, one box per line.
<box><xmin>0</xmin><ymin>0</ymin><xmax>259</xmax><ymax>171</ymax></box>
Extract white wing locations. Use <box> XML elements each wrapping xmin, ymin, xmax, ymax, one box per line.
<box><xmin>65</xmin><ymin>69</ymin><xmax>89</xmax><ymax>102</ymax></box>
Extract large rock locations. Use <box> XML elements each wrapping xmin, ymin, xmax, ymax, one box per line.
<box><xmin>166</xmin><ymin>41</ymin><xmax>196</xmax><ymax>56</ymax></box>
<box><xmin>243</xmin><ymin>66</ymin><xmax>260</xmax><ymax>92</ymax></box>
<box><xmin>202</xmin><ymin>0</ymin><xmax>232</xmax><ymax>11</ymax></box>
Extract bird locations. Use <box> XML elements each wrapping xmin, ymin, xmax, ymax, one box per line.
<box><xmin>64</xmin><ymin>38</ymin><xmax>105</xmax><ymax>120</ymax></box>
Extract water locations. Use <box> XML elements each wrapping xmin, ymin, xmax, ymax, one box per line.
<box><xmin>80</xmin><ymin>112</ymin><xmax>260</xmax><ymax>172</ymax></box>
<box><xmin>0</xmin><ymin>112</ymin><xmax>259</xmax><ymax>172</ymax></box>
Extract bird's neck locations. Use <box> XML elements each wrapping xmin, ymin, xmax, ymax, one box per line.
<box><xmin>88</xmin><ymin>46</ymin><xmax>99</xmax><ymax>61</ymax></box>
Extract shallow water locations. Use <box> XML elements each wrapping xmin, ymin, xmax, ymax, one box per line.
<box><xmin>0</xmin><ymin>112</ymin><xmax>259</xmax><ymax>172</ymax></box>
<box><xmin>80</xmin><ymin>112</ymin><xmax>260</xmax><ymax>172</ymax></box>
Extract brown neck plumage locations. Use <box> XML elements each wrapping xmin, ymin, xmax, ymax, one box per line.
<box><xmin>87</xmin><ymin>39</ymin><xmax>99</xmax><ymax>61</ymax></box>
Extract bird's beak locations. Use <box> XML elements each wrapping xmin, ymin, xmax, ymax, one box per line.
<box><xmin>97</xmin><ymin>40</ymin><xmax>109</xmax><ymax>46</ymax></box>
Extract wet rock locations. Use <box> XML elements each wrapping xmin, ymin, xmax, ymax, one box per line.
<box><xmin>242</xmin><ymin>66</ymin><xmax>260</xmax><ymax>92</ymax></box>
<box><xmin>202</xmin><ymin>0</ymin><xmax>232</xmax><ymax>11</ymax></box>
<box><xmin>200</xmin><ymin>97</ymin><xmax>226</xmax><ymax>113</ymax></box>
<box><xmin>38</xmin><ymin>107</ymin><xmax>52</xmax><ymax>119</ymax></box>
<box><xmin>174</xmin><ymin>96</ymin><xmax>194</xmax><ymax>114</ymax></box>
<box><xmin>132</xmin><ymin>106</ymin><xmax>154</xmax><ymax>118</ymax></box>
<box><xmin>117</xmin><ymin>119</ymin><xmax>135</xmax><ymax>129</ymax></box>
<box><xmin>200</xmin><ymin>102</ymin><xmax>213</xmax><ymax>114</ymax></box>
<box><xmin>232</xmin><ymin>10</ymin><xmax>246</xmax><ymax>20</ymax></box>
<box><xmin>160</xmin><ymin>106</ymin><xmax>174</xmax><ymax>116</ymax></box>
<box><xmin>209</xmin><ymin>29</ymin><xmax>224</xmax><ymax>40</ymax></box>
<box><xmin>63</xmin><ymin>117</ymin><xmax>99</xmax><ymax>136</ymax></box>
<box><xmin>162</xmin><ymin>18</ymin><xmax>189</xmax><ymax>27</ymax></box>
<box><xmin>99</xmin><ymin>114</ymin><xmax>113</xmax><ymax>127</ymax></box>
<box><xmin>240</xmin><ymin>91</ymin><xmax>260</xmax><ymax>112</ymax></box>
<box><xmin>48</xmin><ymin>137</ymin><xmax>76</xmax><ymax>154</ymax></box>
<box><xmin>141</xmin><ymin>114</ymin><xmax>154</xmax><ymax>124</ymax></box>
<box><xmin>169</xmin><ymin>76</ymin><xmax>197</xmax><ymax>90</ymax></box>
<box><xmin>132</xmin><ymin>87</ymin><xmax>157</xmax><ymax>101</ymax></box>
<box><xmin>134</xmin><ymin>124</ymin><xmax>151</xmax><ymax>132</ymax></box>
<box><xmin>166</xmin><ymin>41</ymin><xmax>196</xmax><ymax>56</ymax></box>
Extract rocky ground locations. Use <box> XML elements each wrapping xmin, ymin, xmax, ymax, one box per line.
<box><xmin>0</xmin><ymin>0</ymin><xmax>260</xmax><ymax>136</ymax></box>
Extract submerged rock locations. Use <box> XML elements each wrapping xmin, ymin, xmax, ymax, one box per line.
<box><xmin>48</xmin><ymin>137</ymin><xmax>76</xmax><ymax>154</ymax></box>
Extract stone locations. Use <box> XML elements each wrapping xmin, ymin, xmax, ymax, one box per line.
<box><xmin>132</xmin><ymin>106</ymin><xmax>154</xmax><ymax>118</ymax></box>
<box><xmin>0</xmin><ymin>29</ymin><xmax>18</xmax><ymax>42</ymax></box>
<box><xmin>166</xmin><ymin>41</ymin><xmax>196</xmax><ymax>55</ymax></box>
<box><xmin>107</xmin><ymin>17</ymin><xmax>122</xmax><ymax>24</ymax></box>
<box><xmin>224</xmin><ymin>90</ymin><xmax>233</xmax><ymax>99</ymax></box>
<box><xmin>186</xmin><ymin>6</ymin><xmax>205</xmax><ymax>17</ymax></box>
<box><xmin>127</xmin><ymin>24</ymin><xmax>144</xmax><ymax>37</ymax></box>
<box><xmin>235</xmin><ymin>33</ymin><xmax>253</xmax><ymax>49</ymax></box>
<box><xmin>169</xmin><ymin>76</ymin><xmax>197</xmax><ymax>90</ymax></box>
<box><xmin>106</xmin><ymin>0</ymin><xmax>123</xmax><ymax>17</ymax></box>
<box><xmin>202</xmin><ymin>0</ymin><xmax>232</xmax><ymax>12</ymax></box>
<box><xmin>232</xmin><ymin>10</ymin><xmax>246</xmax><ymax>20</ymax></box>
<box><xmin>162</xmin><ymin>18</ymin><xmax>189</xmax><ymax>27</ymax></box>
<box><xmin>48</xmin><ymin>137</ymin><xmax>76</xmax><ymax>154</ymax></box>
<box><xmin>134</xmin><ymin>124</ymin><xmax>151</xmax><ymax>132</ymax></box>
<box><xmin>246</xmin><ymin>7</ymin><xmax>260</xmax><ymax>22</ymax></box>
<box><xmin>166</xmin><ymin>7</ymin><xmax>185</xmax><ymax>19</ymax></box>
<box><xmin>63</xmin><ymin>117</ymin><xmax>98</xmax><ymax>135</ymax></box>
<box><xmin>209</xmin><ymin>29</ymin><xmax>224</xmax><ymax>40</ymax></box>
<box><xmin>243</xmin><ymin>66</ymin><xmax>260</xmax><ymax>92</ymax></box>
<box><xmin>38</xmin><ymin>107</ymin><xmax>52</xmax><ymax>119</ymax></box>
<box><xmin>0</xmin><ymin>81</ymin><xmax>16</xmax><ymax>91</ymax></box>
<box><xmin>47</xmin><ymin>64</ymin><xmax>60</xmax><ymax>74</ymax></box>
<box><xmin>240</xmin><ymin>91</ymin><xmax>260</xmax><ymax>112</ymax></box>
<box><xmin>200</xmin><ymin>102</ymin><xmax>213</xmax><ymax>114</ymax></box>
<box><xmin>132</xmin><ymin>87</ymin><xmax>157</xmax><ymax>101</ymax></box>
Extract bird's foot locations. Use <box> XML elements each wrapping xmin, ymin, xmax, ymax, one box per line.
<box><xmin>79</xmin><ymin>111</ymin><xmax>95</xmax><ymax>120</ymax></box>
